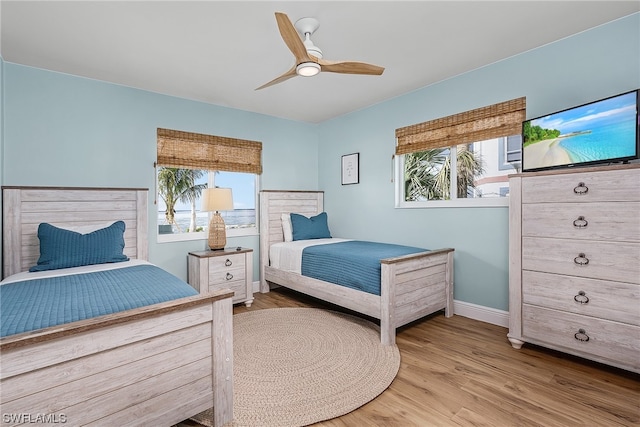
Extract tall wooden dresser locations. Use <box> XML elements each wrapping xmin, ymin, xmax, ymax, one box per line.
<box><xmin>508</xmin><ymin>164</ymin><xmax>640</xmax><ymax>372</ymax></box>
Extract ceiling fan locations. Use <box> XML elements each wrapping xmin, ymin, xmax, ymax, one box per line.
<box><xmin>256</xmin><ymin>12</ymin><xmax>385</xmax><ymax>90</ymax></box>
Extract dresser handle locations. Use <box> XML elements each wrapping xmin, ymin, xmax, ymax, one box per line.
<box><xmin>574</xmin><ymin>291</ymin><xmax>589</xmax><ymax>304</ymax></box>
<box><xmin>572</xmin><ymin>216</ymin><xmax>588</xmax><ymax>228</ymax></box>
<box><xmin>573</xmin><ymin>182</ymin><xmax>588</xmax><ymax>195</ymax></box>
<box><xmin>573</xmin><ymin>253</ymin><xmax>589</xmax><ymax>265</ymax></box>
<box><xmin>225</xmin><ymin>259</ymin><xmax>232</xmax><ymax>266</ymax></box>
<box><xmin>226</xmin><ymin>272</ymin><xmax>233</xmax><ymax>280</ymax></box>
<box><xmin>574</xmin><ymin>328</ymin><xmax>590</xmax><ymax>342</ymax></box>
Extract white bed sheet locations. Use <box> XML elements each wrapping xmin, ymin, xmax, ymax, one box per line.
<box><xmin>269</xmin><ymin>238</ymin><xmax>352</xmax><ymax>274</ymax></box>
<box><xmin>0</xmin><ymin>259</ymin><xmax>151</xmax><ymax>285</ymax></box>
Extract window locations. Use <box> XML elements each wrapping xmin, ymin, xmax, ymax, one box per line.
<box><xmin>156</xmin><ymin>129</ymin><xmax>262</xmax><ymax>242</ymax></box>
<box><xmin>502</xmin><ymin>134</ymin><xmax>522</xmax><ymax>170</ymax></box>
<box><xmin>395</xmin><ymin>97</ymin><xmax>525</xmax><ymax>208</ymax></box>
<box><xmin>396</xmin><ymin>138</ymin><xmax>520</xmax><ymax>206</ymax></box>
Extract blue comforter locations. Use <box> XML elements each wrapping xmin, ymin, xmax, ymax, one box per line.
<box><xmin>301</xmin><ymin>240</ymin><xmax>428</xmax><ymax>295</ymax></box>
<box><xmin>0</xmin><ymin>264</ymin><xmax>198</xmax><ymax>338</ymax></box>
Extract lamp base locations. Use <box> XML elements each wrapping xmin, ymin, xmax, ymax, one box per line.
<box><xmin>208</xmin><ymin>212</ymin><xmax>227</xmax><ymax>251</ymax></box>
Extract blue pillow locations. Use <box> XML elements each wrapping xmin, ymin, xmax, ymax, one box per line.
<box><xmin>290</xmin><ymin>212</ymin><xmax>332</xmax><ymax>241</ymax></box>
<box><xmin>30</xmin><ymin>221</ymin><xmax>130</xmax><ymax>272</ymax></box>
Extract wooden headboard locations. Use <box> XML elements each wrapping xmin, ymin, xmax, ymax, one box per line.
<box><xmin>258</xmin><ymin>190</ymin><xmax>323</xmax><ymax>292</ymax></box>
<box><xmin>2</xmin><ymin>186</ymin><xmax>149</xmax><ymax>279</ymax></box>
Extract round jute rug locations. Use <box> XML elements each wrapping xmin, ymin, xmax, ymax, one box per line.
<box><xmin>191</xmin><ymin>307</ymin><xmax>400</xmax><ymax>427</ymax></box>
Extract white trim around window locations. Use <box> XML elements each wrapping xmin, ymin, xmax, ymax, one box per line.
<box><xmin>393</xmin><ymin>155</ymin><xmax>510</xmax><ymax>209</ymax></box>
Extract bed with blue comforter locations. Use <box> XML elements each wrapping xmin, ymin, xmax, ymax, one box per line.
<box><xmin>0</xmin><ymin>262</ymin><xmax>198</xmax><ymax>338</ymax></box>
<box><xmin>301</xmin><ymin>240</ymin><xmax>428</xmax><ymax>295</ymax></box>
<box><xmin>1</xmin><ymin>186</ymin><xmax>234</xmax><ymax>427</ymax></box>
<box><xmin>260</xmin><ymin>190</ymin><xmax>456</xmax><ymax>346</ymax></box>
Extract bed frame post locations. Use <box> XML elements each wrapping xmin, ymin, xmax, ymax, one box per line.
<box><xmin>2</xmin><ymin>188</ymin><xmax>21</xmax><ymax>278</ymax></box>
<box><xmin>380</xmin><ymin>263</ymin><xmax>396</xmax><ymax>346</ymax></box>
<box><xmin>259</xmin><ymin>191</ymin><xmax>272</xmax><ymax>293</ymax></box>
<box><xmin>211</xmin><ymin>296</ymin><xmax>234</xmax><ymax>427</ymax></box>
<box><xmin>445</xmin><ymin>250</ymin><xmax>454</xmax><ymax>318</ymax></box>
<box><xmin>135</xmin><ymin>189</ymin><xmax>149</xmax><ymax>261</ymax></box>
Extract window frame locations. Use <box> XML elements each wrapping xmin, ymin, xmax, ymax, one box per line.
<box><xmin>156</xmin><ymin>170</ymin><xmax>260</xmax><ymax>243</ymax></box>
<box><xmin>394</xmin><ymin>146</ymin><xmax>511</xmax><ymax>209</ymax></box>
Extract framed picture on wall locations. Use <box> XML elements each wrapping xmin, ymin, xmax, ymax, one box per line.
<box><xmin>341</xmin><ymin>153</ymin><xmax>359</xmax><ymax>185</ymax></box>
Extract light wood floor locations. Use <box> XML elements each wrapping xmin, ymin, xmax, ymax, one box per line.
<box><xmin>180</xmin><ymin>288</ymin><xmax>639</xmax><ymax>427</ymax></box>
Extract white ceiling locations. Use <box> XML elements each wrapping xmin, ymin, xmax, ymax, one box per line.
<box><xmin>2</xmin><ymin>1</ymin><xmax>638</xmax><ymax>123</ymax></box>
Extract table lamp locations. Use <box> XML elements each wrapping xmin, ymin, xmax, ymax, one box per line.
<box><xmin>201</xmin><ymin>187</ymin><xmax>234</xmax><ymax>250</ymax></box>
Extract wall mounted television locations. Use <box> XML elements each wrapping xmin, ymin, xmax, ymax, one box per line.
<box><xmin>522</xmin><ymin>89</ymin><xmax>639</xmax><ymax>172</ymax></box>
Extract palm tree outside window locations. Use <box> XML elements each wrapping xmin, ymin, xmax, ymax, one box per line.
<box><xmin>157</xmin><ymin>168</ymin><xmax>207</xmax><ymax>233</ymax></box>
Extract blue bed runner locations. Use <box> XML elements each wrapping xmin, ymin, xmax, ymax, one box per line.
<box><xmin>0</xmin><ymin>265</ymin><xmax>198</xmax><ymax>338</ymax></box>
<box><xmin>301</xmin><ymin>240</ymin><xmax>428</xmax><ymax>295</ymax></box>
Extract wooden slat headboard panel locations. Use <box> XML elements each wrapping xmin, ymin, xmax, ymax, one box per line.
<box><xmin>258</xmin><ymin>190</ymin><xmax>324</xmax><ymax>292</ymax></box>
<box><xmin>2</xmin><ymin>187</ymin><xmax>149</xmax><ymax>279</ymax></box>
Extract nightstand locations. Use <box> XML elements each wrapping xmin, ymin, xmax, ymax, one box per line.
<box><xmin>187</xmin><ymin>247</ymin><xmax>254</xmax><ymax>307</ymax></box>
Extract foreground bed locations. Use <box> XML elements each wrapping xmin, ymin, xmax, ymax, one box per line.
<box><xmin>1</xmin><ymin>187</ymin><xmax>233</xmax><ymax>427</ymax></box>
<box><xmin>259</xmin><ymin>190</ymin><xmax>454</xmax><ymax>345</ymax></box>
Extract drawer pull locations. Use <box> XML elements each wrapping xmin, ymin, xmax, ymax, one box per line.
<box><xmin>573</xmin><ymin>182</ymin><xmax>588</xmax><ymax>195</ymax></box>
<box><xmin>573</xmin><ymin>291</ymin><xmax>589</xmax><ymax>304</ymax></box>
<box><xmin>574</xmin><ymin>328</ymin><xmax>590</xmax><ymax>342</ymax></box>
<box><xmin>573</xmin><ymin>253</ymin><xmax>589</xmax><ymax>265</ymax></box>
<box><xmin>226</xmin><ymin>272</ymin><xmax>234</xmax><ymax>281</ymax></box>
<box><xmin>572</xmin><ymin>216</ymin><xmax>588</xmax><ymax>228</ymax></box>
<box><xmin>225</xmin><ymin>259</ymin><xmax>232</xmax><ymax>266</ymax></box>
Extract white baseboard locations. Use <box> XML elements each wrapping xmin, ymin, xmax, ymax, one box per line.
<box><xmin>253</xmin><ymin>282</ymin><xmax>509</xmax><ymax>328</ymax></box>
<box><xmin>453</xmin><ymin>299</ymin><xmax>509</xmax><ymax>328</ymax></box>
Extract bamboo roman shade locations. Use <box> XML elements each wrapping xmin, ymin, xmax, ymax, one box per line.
<box><xmin>157</xmin><ymin>128</ymin><xmax>262</xmax><ymax>174</ymax></box>
<box><xmin>395</xmin><ymin>97</ymin><xmax>526</xmax><ymax>155</ymax></box>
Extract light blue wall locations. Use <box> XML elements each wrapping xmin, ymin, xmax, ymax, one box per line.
<box><xmin>1</xmin><ymin>14</ymin><xmax>638</xmax><ymax>312</ymax></box>
<box><xmin>2</xmin><ymin>64</ymin><xmax>319</xmax><ymax>280</ymax></box>
<box><xmin>317</xmin><ymin>13</ymin><xmax>640</xmax><ymax>310</ymax></box>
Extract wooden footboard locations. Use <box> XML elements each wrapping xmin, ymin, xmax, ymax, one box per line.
<box><xmin>264</xmin><ymin>247</ymin><xmax>454</xmax><ymax>345</ymax></box>
<box><xmin>380</xmin><ymin>248</ymin><xmax>454</xmax><ymax>345</ymax></box>
<box><xmin>0</xmin><ymin>291</ymin><xmax>234</xmax><ymax>427</ymax></box>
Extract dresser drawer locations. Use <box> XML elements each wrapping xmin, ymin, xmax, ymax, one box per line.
<box><xmin>521</xmin><ymin>168</ymin><xmax>640</xmax><ymax>204</ymax></box>
<box><xmin>522</xmin><ymin>305</ymin><xmax>640</xmax><ymax>371</ymax></box>
<box><xmin>522</xmin><ymin>202</ymin><xmax>640</xmax><ymax>242</ymax></box>
<box><xmin>522</xmin><ymin>237</ymin><xmax>640</xmax><ymax>284</ymax></box>
<box><xmin>522</xmin><ymin>271</ymin><xmax>640</xmax><ymax>326</ymax></box>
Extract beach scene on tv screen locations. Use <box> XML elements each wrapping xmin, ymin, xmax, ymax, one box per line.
<box><xmin>523</xmin><ymin>92</ymin><xmax>637</xmax><ymax>170</ymax></box>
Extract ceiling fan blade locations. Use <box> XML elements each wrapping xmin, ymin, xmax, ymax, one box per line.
<box><xmin>318</xmin><ymin>58</ymin><xmax>384</xmax><ymax>75</ymax></box>
<box><xmin>275</xmin><ymin>12</ymin><xmax>312</xmax><ymax>64</ymax></box>
<box><xmin>255</xmin><ymin>65</ymin><xmax>297</xmax><ymax>90</ymax></box>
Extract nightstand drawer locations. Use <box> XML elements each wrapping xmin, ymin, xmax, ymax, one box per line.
<box><xmin>209</xmin><ymin>280</ymin><xmax>247</xmax><ymax>302</ymax></box>
<box><xmin>207</xmin><ymin>253</ymin><xmax>245</xmax><ymax>270</ymax></box>
<box><xmin>209</xmin><ymin>266</ymin><xmax>245</xmax><ymax>287</ymax></box>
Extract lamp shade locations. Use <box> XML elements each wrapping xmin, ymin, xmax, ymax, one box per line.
<box><xmin>201</xmin><ymin>188</ymin><xmax>234</xmax><ymax>212</ymax></box>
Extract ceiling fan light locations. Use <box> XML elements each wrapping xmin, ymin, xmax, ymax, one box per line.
<box><xmin>296</xmin><ymin>62</ymin><xmax>321</xmax><ymax>77</ymax></box>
